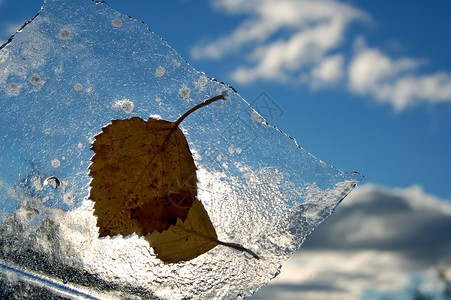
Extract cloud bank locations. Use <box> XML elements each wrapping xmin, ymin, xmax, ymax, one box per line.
<box><xmin>192</xmin><ymin>0</ymin><xmax>367</xmax><ymax>84</ymax></box>
<box><xmin>192</xmin><ymin>0</ymin><xmax>451</xmax><ymax>111</ymax></box>
<box><xmin>254</xmin><ymin>184</ymin><xmax>451</xmax><ymax>299</ymax></box>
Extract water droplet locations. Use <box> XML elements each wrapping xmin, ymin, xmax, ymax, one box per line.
<box><xmin>112</xmin><ymin>98</ymin><xmax>134</xmax><ymax>114</ymax></box>
<box><xmin>179</xmin><ymin>86</ymin><xmax>190</xmax><ymax>99</ymax></box>
<box><xmin>112</xmin><ymin>18</ymin><xmax>123</xmax><ymax>27</ymax></box>
<box><xmin>51</xmin><ymin>159</ymin><xmax>61</xmax><ymax>168</ymax></box>
<box><xmin>74</xmin><ymin>83</ymin><xmax>83</xmax><ymax>91</ymax></box>
<box><xmin>29</xmin><ymin>74</ymin><xmax>42</xmax><ymax>85</ymax></box>
<box><xmin>59</xmin><ymin>28</ymin><xmax>71</xmax><ymax>40</ymax></box>
<box><xmin>155</xmin><ymin>66</ymin><xmax>165</xmax><ymax>77</ymax></box>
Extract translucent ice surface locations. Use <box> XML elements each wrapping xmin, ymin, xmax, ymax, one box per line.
<box><xmin>0</xmin><ymin>0</ymin><xmax>363</xmax><ymax>298</ymax></box>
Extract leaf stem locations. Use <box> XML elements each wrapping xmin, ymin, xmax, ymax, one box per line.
<box><xmin>173</xmin><ymin>94</ymin><xmax>225</xmax><ymax>128</ymax></box>
<box><xmin>177</xmin><ymin>223</ymin><xmax>261</xmax><ymax>261</ymax></box>
<box><xmin>216</xmin><ymin>240</ymin><xmax>261</xmax><ymax>260</ymax></box>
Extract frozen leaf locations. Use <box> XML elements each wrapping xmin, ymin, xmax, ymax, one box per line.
<box><xmin>89</xmin><ymin>116</ymin><xmax>198</xmax><ymax>237</ymax></box>
<box><xmin>89</xmin><ymin>95</ymin><xmax>258</xmax><ymax>262</ymax></box>
<box><xmin>0</xmin><ymin>0</ymin><xmax>363</xmax><ymax>299</ymax></box>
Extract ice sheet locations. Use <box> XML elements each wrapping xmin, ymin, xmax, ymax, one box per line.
<box><xmin>0</xmin><ymin>0</ymin><xmax>363</xmax><ymax>298</ymax></box>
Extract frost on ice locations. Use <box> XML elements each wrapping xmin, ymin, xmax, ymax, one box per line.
<box><xmin>112</xmin><ymin>98</ymin><xmax>134</xmax><ymax>114</ymax></box>
<box><xmin>0</xmin><ymin>0</ymin><xmax>362</xmax><ymax>299</ymax></box>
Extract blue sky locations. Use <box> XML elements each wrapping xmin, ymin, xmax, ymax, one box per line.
<box><xmin>1</xmin><ymin>0</ymin><xmax>451</xmax><ymax>299</ymax></box>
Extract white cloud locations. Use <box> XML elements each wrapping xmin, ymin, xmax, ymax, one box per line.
<box><xmin>192</xmin><ymin>0</ymin><xmax>367</xmax><ymax>83</ymax></box>
<box><xmin>309</xmin><ymin>54</ymin><xmax>344</xmax><ymax>88</ymax></box>
<box><xmin>193</xmin><ymin>0</ymin><xmax>451</xmax><ymax>111</ymax></box>
<box><xmin>348</xmin><ymin>47</ymin><xmax>451</xmax><ymax>111</ymax></box>
<box><xmin>254</xmin><ymin>183</ymin><xmax>451</xmax><ymax>299</ymax></box>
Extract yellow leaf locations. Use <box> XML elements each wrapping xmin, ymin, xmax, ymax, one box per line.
<box><xmin>89</xmin><ymin>117</ymin><xmax>197</xmax><ymax>236</ymax></box>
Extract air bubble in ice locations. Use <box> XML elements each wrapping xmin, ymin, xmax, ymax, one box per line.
<box><xmin>179</xmin><ymin>86</ymin><xmax>190</xmax><ymax>99</ymax></box>
<box><xmin>59</xmin><ymin>28</ymin><xmax>71</xmax><ymax>40</ymax></box>
<box><xmin>51</xmin><ymin>159</ymin><xmax>61</xmax><ymax>168</ymax></box>
<box><xmin>198</xmin><ymin>76</ymin><xmax>208</xmax><ymax>86</ymax></box>
<box><xmin>112</xmin><ymin>18</ymin><xmax>123</xmax><ymax>27</ymax></box>
<box><xmin>155</xmin><ymin>66</ymin><xmax>165</xmax><ymax>77</ymax></box>
<box><xmin>63</xmin><ymin>189</ymin><xmax>75</xmax><ymax>205</ymax></box>
<box><xmin>228</xmin><ymin>145</ymin><xmax>234</xmax><ymax>154</ymax></box>
<box><xmin>112</xmin><ymin>98</ymin><xmax>134</xmax><ymax>114</ymax></box>
<box><xmin>43</xmin><ymin>176</ymin><xmax>60</xmax><ymax>189</ymax></box>
<box><xmin>7</xmin><ymin>82</ymin><xmax>20</xmax><ymax>96</ymax></box>
<box><xmin>74</xmin><ymin>83</ymin><xmax>83</xmax><ymax>91</ymax></box>
<box><xmin>8</xmin><ymin>83</ymin><xmax>18</xmax><ymax>90</ymax></box>
<box><xmin>30</xmin><ymin>74</ymin><xmax>42</xmax><ymax>85</ymax></box>
<box><xmin>228</xmin><ymin>145</ymin><xmax>243</xmax><ymax>155</ymax></box>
